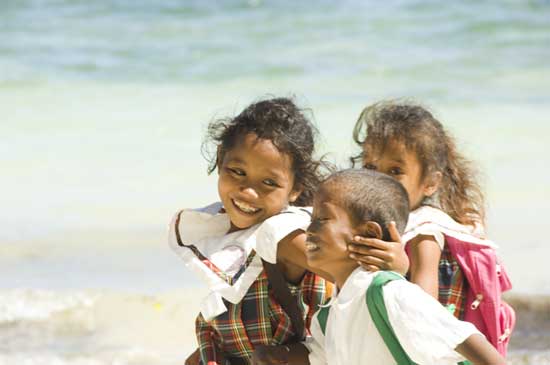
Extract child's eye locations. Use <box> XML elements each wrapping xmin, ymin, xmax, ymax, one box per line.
<box><xmin>262</xmin><ymin>179</ymin><xmax>279</xmax><ymax>187</ymax></box>
<box><xmin>313</xmin><ymin>217</ymin><xmax>329</xmax><ymax>224</ymax></box>
<box><xmin>228</xmin><ymin>168</ymin><xmax>245</xmax><ymax>176</ymax></box>
<box><xmin>363</xmin><ymin>163</ymin><xmax>377</xmax><ymax>170</ymax></box>
<box><xmin>389</xmin><ymin>167</ymin><xmax>403</xmax><ymax>175</ymax></box>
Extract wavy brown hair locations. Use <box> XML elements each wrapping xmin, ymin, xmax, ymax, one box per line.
<box><xmin>351</xmin><ymin>101</ymin><xmax>485</xmax><ymax>226</ymax></box>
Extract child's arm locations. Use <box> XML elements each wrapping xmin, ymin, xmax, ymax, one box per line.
<box><xmin>455</xmin><ymin>334</ymin><xmax>505</xmax><ymax>365</ymax></box>
<box><xmin>278</xmin><ymin>222</ymin><xmax>410</xmax><ymax>283</ymax></box>
<box><xmin>277</xmin><ymin>230</ymin><xmax>334</xmax><ymax>283</ymax></box>
<box><xmin>407</xmin><ymin>234</ymin><xmax>441</xmax><ymax>299</ymax></box>
<box><xmin>346</xmin><ymin>222</ymin><xmax>410</xmax><ymax>275</ymax></box>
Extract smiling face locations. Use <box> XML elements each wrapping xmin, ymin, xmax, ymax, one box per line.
<box><xmin>305</xmin><ymin>184</ymin><xmax>358</xmax><ymax>274</ymax></box>
<box><xmin>362</xmin><ymin>141</ymin><xmax>438</xmax><ymax>211</ymax></box>
<box><xmin>218</xmin><ymin>133</ymin><xmax>301</xmax><ymax>232</ymax></box>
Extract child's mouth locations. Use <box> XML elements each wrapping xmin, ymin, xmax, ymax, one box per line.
<box><xmin>232</xmin><ymin>199</ymin><xmax>261</xmax><ymax>215</ymax></box>
<box><xmin>305</xmin><ymin>241</ymin><xmax>320</xmax><ymax>252</ymax></box>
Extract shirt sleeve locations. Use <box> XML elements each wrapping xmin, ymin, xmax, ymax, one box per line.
<box><xmin>255</xmin><ymin>207</ymin><xmax>312</xmax><ymax>263</ymax></box>
<box><xmin>383</xmin><ymin>280</ymin><xmax>481</xmax><ymax>364</ymax></box>
<box><xmin>402</xmin><ymin>225</ymin><xmax>445</xmax><ymax>250</ymax></box>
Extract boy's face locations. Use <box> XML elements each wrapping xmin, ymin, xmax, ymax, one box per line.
<box><xmin>305</xmin><ymin>183</ymin><xmax>357</xmax><ymax>270</ymax></box>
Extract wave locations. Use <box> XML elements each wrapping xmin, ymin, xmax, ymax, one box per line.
<box><xmin>0</xmin><ymin>289</ymin><xmax>95</xmax><ymax>324</ymax></box>
<box><xmin>0</xmin><ymin>288</ymin><xmax>205</xmax><ymax>362</ymax></box>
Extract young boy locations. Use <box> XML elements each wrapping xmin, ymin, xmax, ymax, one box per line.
<box><xmin>252</xmin><ymin>169</ymin><xmax>505</xmax><ymax>365</ymax></box>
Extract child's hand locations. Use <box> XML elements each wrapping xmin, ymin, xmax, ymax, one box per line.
<box><xmin>252</xmin><ymin>345</ymin><xmax>290</xmax><ymax>365</ymax></box>
<box><xmin>252</xmin><ymin>343</ymin><xmax>309</xmax><ymax>365</ymax></box>
<box><xmin>347</xmin><ymin>221</ymin><xmax>409</xmax><ymax>275</ymax></box>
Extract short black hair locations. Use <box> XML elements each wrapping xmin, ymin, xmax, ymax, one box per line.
<box><xmin>203</xmin><ymin>97</ymin><xmax>323</xmax><ymax>206</ymax></box>
<box><xmin>321</xmin><ymin>169</ymin><xmax>410</xmax><ymax>240</ymax></box>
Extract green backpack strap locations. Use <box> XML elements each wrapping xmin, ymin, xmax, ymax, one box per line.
<box><xmin>367</xmin><ymin>271</ymin><xmax>417</xmax><ymax>365</ymax></box>
<box><xmin>317</xmin><ymin>304</ymin><xmax>330</xmax><ymax>335</ymax></box>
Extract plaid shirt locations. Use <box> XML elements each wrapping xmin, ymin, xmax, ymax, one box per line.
<box><xmin>438</xmin><ymin>242</ymin><xmax>468</xmax><ymax>319</ymax></box>
<box><xmin>196</xmin><ymin>270</ymin><xmax>331</xmax><ymax>365</ymax></box>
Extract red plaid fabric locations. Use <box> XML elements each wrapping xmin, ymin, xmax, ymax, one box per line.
<box><xmin>196</xmin><ymin>270</ymin><xmax>332</xmax><ymax>364</ymax></box>
<box><xmin>438</xmin><ymin>242</ymin><xmax>468</xmax><ymax>319</ymax></box>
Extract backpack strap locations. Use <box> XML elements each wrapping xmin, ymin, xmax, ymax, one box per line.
<box><xmin>366</xmin><ymin>271</ymin><xmax>417</xmax><ymax>365</ymax></box>
<box><xmin>262</xmin><ymin>260</ymin><xmax>305</xmax><ymax>342</ymax></box>
<box><xmin>316</xmin><ymin>305</ymin><xmax>330</xmax><ymax>335</ymax></box>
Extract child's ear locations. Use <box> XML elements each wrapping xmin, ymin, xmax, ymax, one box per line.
<box><xmin>359</xmin><ymin>221</ymin><xmax>383</xmax><ymax>239</ymax></box>
<box><xmin>423</xmin><ymin>171</ymin><xmax>442</xmax><ymax>197</ymax></box>
<box><xmin>289</xmin><ymin>186</ymin><xmax>303</xmax><ymax>203</ymax></box>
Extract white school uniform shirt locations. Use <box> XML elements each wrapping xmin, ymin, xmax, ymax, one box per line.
<box><xmin>305</xmin><ymin>267</ymin><xmax>481</xmax><ymax>365</ymax></box>
<box><xmin>168</xmin><ymin>202</ymin><xmax>312</xmax><ymax>320</ymax></box>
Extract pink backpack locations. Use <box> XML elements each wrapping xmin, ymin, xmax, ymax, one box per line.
<box><xmin>446</xmin><ymin>235</ymin><xmax>515</xmax><ymax>357</ymax></box>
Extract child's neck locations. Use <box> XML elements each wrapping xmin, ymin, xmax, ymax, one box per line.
<box><xmin>331</xmin><ymin>261</ymin><xmax>361</xmax><ymax>290</ymax></box>
<box><xmin>227</xmin><ymin>222</ymin><xmax>242</xmax><ymax>234</ymax></box>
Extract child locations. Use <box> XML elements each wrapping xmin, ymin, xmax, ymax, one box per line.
<box><xmin>168</xmin><ymin>98</ymin><xmax>409</xmax><ymax>365</ymax></box>
<box><xmin>348</xmin><ymin>101</ymin><xmax>515</xmax><ymax>356</ymax></box>
<box><xmin>302</xmin><ymin>169</ymin><xmax>505</xmax><ymax>365</ymax></box>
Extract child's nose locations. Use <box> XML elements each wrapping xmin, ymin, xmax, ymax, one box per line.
<box><xmin>306</xmin><ymin>222</ymin><xmax>316</xmax><ymax>235</ymax></box>
<box><xmin>240</xmin><ymin>186</ymin><xmax>259</xmax><ymax>199</ymax></box>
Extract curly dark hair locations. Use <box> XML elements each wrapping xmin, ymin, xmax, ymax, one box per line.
<box><xmin>202</xmin><ymin>97</ymin><xmax>323</xmax><ymax>207</ymax></box>
<box><xmin>351</xmin><ymin>101</ymin><xmax>485</xmax><ymax>227</ymax></box>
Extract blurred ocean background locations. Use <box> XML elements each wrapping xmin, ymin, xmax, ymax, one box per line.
<box><xmin>1</xmin><ymin>0</ymin><xmax>549</xmax><ymax>364</ymax></box>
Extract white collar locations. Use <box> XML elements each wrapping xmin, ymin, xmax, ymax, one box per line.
<box><xmin>169</xmin><ymin>203</ymin><xmax>313</xmax><ymax>320</ymax></box>
<box><xmin>320</xmin><ymin>266</ymin><xmax>371</xmax><ymax>307</ymax></box>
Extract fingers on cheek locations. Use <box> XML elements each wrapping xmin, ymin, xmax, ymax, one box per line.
<box><xmin>352</xmin><ymin>238</ymin><xmax>373</xmax><ymax>247</ymax></box>
<box><xmin>350</xmin><ymin>252</ymin><xmax>372</xmax><ymax>261</ymax></box>
<box><xmin>351</xmin><ymin>246</ymin><xmax>371</xmax><ymax>255</ymax></box>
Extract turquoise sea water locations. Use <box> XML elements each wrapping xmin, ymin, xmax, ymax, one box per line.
<box><xmin>1</xmin><ymin>1</ymin><xmax>550</xmax><ymax>363</ymax></box>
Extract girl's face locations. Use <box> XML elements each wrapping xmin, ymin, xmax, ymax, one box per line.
<box><xmin>362</xmin><ymin>141</ymin><xmax>435</xmax><ymax>210</ymax></box>
<box><xmin>218</xmin><ymin>133</ymin><xmax>301</xmax><ymax>232</ymax></box>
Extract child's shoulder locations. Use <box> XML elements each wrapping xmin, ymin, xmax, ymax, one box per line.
<box><xmin>168</xmin><ymin>202</ymin><xmax>231</xmax><ymax>248</ymax></box>
<box><xmin>340</xmin><ymin>269</ymin><xmax>396</xmax><ymax>300</ymax></box>
<box><xmin>403</xmin><ymin>205</ymin><xmax>493</xmax><ymax>249</ymax></box>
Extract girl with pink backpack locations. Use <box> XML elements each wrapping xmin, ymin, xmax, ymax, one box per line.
<box><xmin>348</xmin><ymin>101</ymin><xmax>515</xmax><ymax>357</ymax></box>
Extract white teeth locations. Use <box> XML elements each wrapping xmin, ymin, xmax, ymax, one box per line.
<box><xmin>233</xmin><ymin>199</ymin><xmax>261</xmax><ymax>214</ymax></box>
<box><xmin>305</xmin><ymin>242</ymin><xmax>319</xmax><ymax>251</ymax></box>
